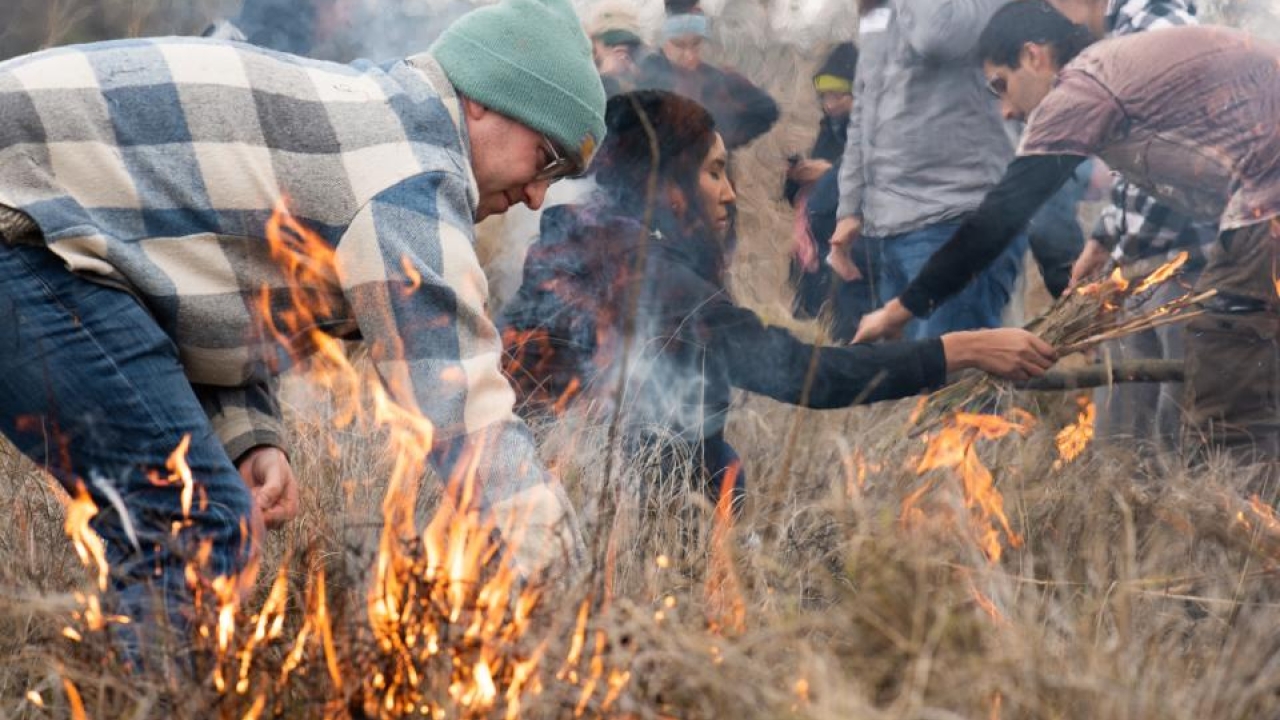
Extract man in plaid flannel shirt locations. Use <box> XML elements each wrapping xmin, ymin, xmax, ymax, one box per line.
<box><xmin>0</xmin><ymin>0</ymin><xmax>605</xmax><ymax>623</ymax></box>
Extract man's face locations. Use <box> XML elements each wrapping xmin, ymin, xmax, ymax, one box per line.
<box><xmin>983</xmin><ymin>45</ymin><xmax>1059</xmax><ymax>123</ymax></box>
<box><xmin>662</xmin><ymin>35</ymin><xmax>703</xmax><ymax>72</ymax></box>
<box><xmin>1046</xmin><ymin>0</ymin><xmax>1108</xmax><ymax>39</ymax></box>
<box><xmin>462</xmin><ymin>100</ymin><xmax>561</xmax><ymax>221</ymax></box>
<box><xmin>819</xmin><ymin>91</ymin><xmax>854</xmax><ymax>121</ymax></box>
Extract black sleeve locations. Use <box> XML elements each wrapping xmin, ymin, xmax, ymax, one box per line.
<box><xmin>719</xmin><ymin>72</ymin><xmax>780</xmax><ymax>149</ymax></box>
<box><xmin>700</xmin><ymin>299</ymin><xmax>948</xmax><ymax>407</ymax></box>
<box><xmin>898</xmin><ymin>154</ymin><xmax>1086</xmax><ymax>318</ymax></box>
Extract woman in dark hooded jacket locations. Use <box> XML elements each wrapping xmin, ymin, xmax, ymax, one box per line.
<box><xmin>499</xmin><ymin>90</ymin><xmax>1056</xmax><ymax>505</ymax></box>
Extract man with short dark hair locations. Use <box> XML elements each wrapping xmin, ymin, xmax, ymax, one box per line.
<box><xmin>1048</xmin><ymin>0</ymin><xmax>1209</xmax><ymax>452</ymax></box>
<box><xmin>0</xmin><ymin>0</ymin><xmax>605</xmax><ymax>626</ymax></box>
<box><xmin>855</xmin><ymin>0</ymin><xmax>1280</xmax><ymax>459</ymax></box>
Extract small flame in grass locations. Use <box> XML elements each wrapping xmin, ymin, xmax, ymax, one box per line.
<box><xmin>1054</xmin><ymin>396</ymin><xmax>1095</xmax><ymax>469</ymax></box>
<box><xmin>61</xmin><ymin>678</ymin><xmax>86</xmax><ymax>720</ymax></box>
<box><xmin>705</xmin><ymin>461</ymin><xmax>746</xmax><ymax>635</ymax></box>
<box><xmin>25</xmin><ymin>690</ymin><xmax>44</xmax><ymax>707</ymax></box>
<box><xmin>913</xmin><ymin>412</ymin><xmax>1032</xmax><ymax>563</ymax></box>
<box><xmin>64</xmin><ymin>484</ymin><xmax>108</xmax><ymax>593</ymax></box>
<box><xmin>166</xmin><ymin>434</ymin><xmax>196</xmax><ymax>522</ymax></box>
<box><xmin>1248</xmin><ymin>495</ymin><xmax>1280</xmax><ymax>534</ymax></box>
<box><xmin>969</xmin><ymin>579</ymin><xmax>1006</xmax><ymax>626</ymax></box>
<box><xmin>793</xmin><ymin>677</ymin><xmax>811</xmax><ymax>708</ymax></box>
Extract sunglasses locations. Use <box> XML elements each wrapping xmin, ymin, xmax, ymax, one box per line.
<box><xmin>986</xmin><ymin>75</ymin><xmax>1008</xmax><ymax>99</ymax></box>
<box><xmin>533</xmin><ymin>136</ymin><xmax>581</xmax><ymax>183</ymax></box>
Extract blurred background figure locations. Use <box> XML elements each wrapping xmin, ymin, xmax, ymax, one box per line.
<box><xmin>203</xmin><ymin>0</ymin><xmax>475</xmax><ymax>61</ymax></box>
<box><xmin>585</xmin><ymin>0</ymin><xmax>650</xmax><ymax>96</ymax></box>
<box><xmin>201</xmin><ymin>0</ymin><xmax>357</xmax><ymax>57</ymax></box>
<box><xmin>636</xmin><ymin>0</ymin><xmax>779</xmax><ymax>150</ymax></box>
<box><xmin>783</xmin><ymin>41</ymin><xmax>876</xmax><ymax>343</ymax></box>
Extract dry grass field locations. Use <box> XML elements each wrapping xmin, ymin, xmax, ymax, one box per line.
<box><xmin>2</xmin><ymin>1</ymin><xmax>1280</xmax><ymax>718</ymax></box>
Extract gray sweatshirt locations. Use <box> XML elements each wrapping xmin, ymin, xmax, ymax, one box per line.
<box><xmin>837</xmin><ymin>0</ymin><xmax>1014</xmax><ymax>237</ymax></box>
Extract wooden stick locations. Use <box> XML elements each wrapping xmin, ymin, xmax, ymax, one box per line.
<box><xmin>1016</xmin><ymin>359</ymin><xmax>1185</xmax><ymax>391</ymax></box>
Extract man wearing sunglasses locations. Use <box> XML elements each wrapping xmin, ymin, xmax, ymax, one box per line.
<box><xmin>854</xmin><ymin>1</ymin><xmax>1280</xmax><ymax>462</ymax></box>
<box><xmin>0</xmin><ymin>0</ymin><xmax>604</xmax><ymax>630</ymax></box>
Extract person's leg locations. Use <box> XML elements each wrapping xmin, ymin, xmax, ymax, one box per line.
<box><xmin>0</xmin><ymin>241</ymin><xmax>256</xmax><ymax>628</ymax></box>
<box><xmin>1093</xmin><ymin>327</ymin><xmax>1162</xmax><ymax>445</ymax></box>
<box><xmin>884</xmin><ymin>222</ymin><xmax>1027</xmax><ymax>339</ymax></box>
<box><xmin>1185</xmin><ymin>222</ymin><xmax>1280</xmax><ymax>460</ymax></box>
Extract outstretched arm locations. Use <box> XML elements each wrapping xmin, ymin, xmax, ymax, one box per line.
<box><xmin>855</xmin><ymin>154</ymin><xmax>1085</xmax><ymax>342</ymax></box>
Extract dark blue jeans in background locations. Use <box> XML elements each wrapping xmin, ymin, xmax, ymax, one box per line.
<box><xmin>0</xmin><ymin>240</ymin><xmax>255</xmax><ymax>633</ymax></box>
<box><xmin>874</xmin><ymin>221</ymin><xmax>1028</xmax><ymax>340</ymax></box>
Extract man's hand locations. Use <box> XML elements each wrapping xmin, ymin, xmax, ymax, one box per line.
<box><xmin>236</xmin><ymin>446</ymin><xmax>300</xmax><ymax>529</ymax></box>
<box><xmin>941</xmin><ymin>328</ymin><xmax>1058</xmax><ymax>381</ymax></box>
<box><xmin>786</xmin><ymin>159</ymin><xmax>833</xmax><ymax>186</ymax></box>
<box><xmin>830</xmin><ymin>215</ymin><xmax>862</xmax><ymax>251</ymax></box>
<box><xmin>853</xmin><ymin>298</ymin><xmax>913</xmax><ymax>343</ymax></box>
<box><xmin>827</xmin><ymin>215</ymin><xmax>864</xmax><ymax>281</ymax></box>
<box><xmin>489</xmin><ymin>483</ymin><xmax>585</xmax><ymax>582</ymax></box>
<box><xmin>1068</xmin><ymin>238</ymin><xmax>1113</xmax><ymax>290</ymax></box>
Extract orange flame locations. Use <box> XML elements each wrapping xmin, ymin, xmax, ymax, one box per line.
<box><xmin>1054</xmin><ymin>396</ymin><xmax>1095</xmax><ymax>469</ymax></box>
<box><xmin>913</xmin><ymin>412</ymin><xmax>1031</xmax><ymax>563</ymax></box>
<box><xmin>1132</xmin><ymin>251</ymin><xmax>1189</xmax><ymax>295</ymax></box>
<box><xmin>705</xmin><ymin>461</ymin><xmax>747</xmax><ymax>635</ymax></box>
<box><xmin>64</xmin><ymin>484</ymin><xmax>108</xmax><ymax>593</ymax></box>
<box><xmin>51</xmin><ymin>201</ymin><xmax>635</xmax><ymax>718</ymax></box>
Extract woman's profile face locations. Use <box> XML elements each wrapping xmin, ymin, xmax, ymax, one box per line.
<box><xmin>694</xmin><ymin>132</ymin><xmax>735</xmax><ymax>241</ymax></box>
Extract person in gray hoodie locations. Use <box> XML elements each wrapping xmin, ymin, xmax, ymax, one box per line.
<box><xmin>826</xmin><ymin>0</ymin><xmax>1026</xmax><ymax>341</ymax></box>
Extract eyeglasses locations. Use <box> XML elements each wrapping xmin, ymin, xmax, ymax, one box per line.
<box><xmin>986</xmin><ymin>75</ymin><xmax>1008</xmax><ymax>99</ymax></box>
<box><xmin>533</xmin><ymin>136</ymin><xmax>581</xmax><ymax>183</ymax></box>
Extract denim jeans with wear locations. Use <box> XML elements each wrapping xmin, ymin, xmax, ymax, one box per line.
<box><xmin>874</xmin><ymin>221</ymin><xmax>1028</xmax><ymax>340</ymax></box>
<box><xmin>0</xmin><ymin>240</ymin><xmax>256</xmax><ymax>629</ymax></box>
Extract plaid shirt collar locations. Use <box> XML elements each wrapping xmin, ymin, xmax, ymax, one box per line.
<box><xmin>1106</xmin><ymin>0</ymin><xmax>1198</xmax><ymax>36</ymax></box>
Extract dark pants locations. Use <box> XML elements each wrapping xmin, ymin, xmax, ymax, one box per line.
<box><xmin>874</xmin><ymin>222</ymin><xmax>1027</xmax><ymax>340</ymax></box>
<box><xmin>0</xmin><ymin>241</ymin><xmax>255</xmax><ymax>628</ymax></box>
<box><xmin>1186</xmin><ymin>221</ymin><xmax>1280</xmax><ymax>459</ymax></box>
<box><xmin>791</xmin><ymin>168</ymin><xmax>880</xmax><ymax>343</ymax></box>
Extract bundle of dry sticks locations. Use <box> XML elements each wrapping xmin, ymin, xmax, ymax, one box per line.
<box><xmin>911</xmin><ymin>252</ymin><xmax>1215</xmax><ymax>434</ymax></box>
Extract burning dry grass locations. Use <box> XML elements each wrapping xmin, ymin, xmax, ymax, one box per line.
<box><xmin>3</xmin><ymin>385</ymin><xmax>1280</xmax><ymax>719</ymax></box>
<box><xmin>4</xmin><ymin>4</ymin><xmax>1280</xmax><ymax>718</ymax></box>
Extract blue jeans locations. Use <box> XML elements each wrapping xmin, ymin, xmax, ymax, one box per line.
<box><xmin>873</xmin><ymin>222</ymin><xmax>1028</xmax><ymax>340</ymax></box>
<box><xmin>0</xmin><ymin>241</ymin><xmax>255</xmax><ymax>628</ymax></box>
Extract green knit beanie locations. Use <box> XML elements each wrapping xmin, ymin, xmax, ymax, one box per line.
<box><xmin>431</xmin><ymin>0</ymin><xmax>607</xmax><ymax>168</ymax></box>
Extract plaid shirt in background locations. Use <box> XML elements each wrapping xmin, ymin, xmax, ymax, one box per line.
<box><xmin>0</xmin><ymin>39</ymin><xmax>551</xmax><ymax>512</ymax></box>
<box><xmin>1093</xmin><ymin>0</ymin><xmax>1216</xmax><ymax>268</ymax></box>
